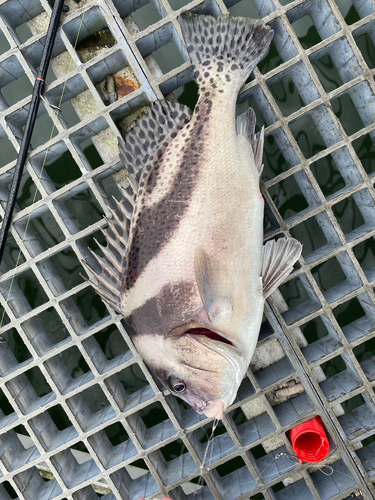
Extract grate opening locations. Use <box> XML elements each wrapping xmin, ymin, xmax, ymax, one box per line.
<box><xmin>336</xmin><ymin>0</ymin><xmax>362</xmax><ymax>25</ymax></box>
<box><xmin>0</xmin><ymin>135</ymin><xmax>17</xmax><ymax>167</ymax></box>
<box><xmin>131</xmin><ymin>1</ymin><xmax>164</xmax><ymax>31</ymax></box>
<box><xmin>1</xmin><ymin>72</ymin><xmax>33</xmax><ymax>107</ymax></box>
<box><xmin>353</xmin><ymin>28</ymin><xmax>375</xmax><ymax>68</ymax></box>
<box><xmin>300</xmin><ymin>315</ymin><xmax>343</xmax><ymax>364</ymax></box>
<box><xmin>88</xmin><ymin>420</ymin><xmax>137</xmax><ymax>470</ymax></box>
<box><xmin>310</xmin><ymin>48</ymin><xmax>344</xmax><ymax>93</ymax></box>
<box><xmin>0</xmin><ymin>482</ymin><xmax>18</xmax><ymax>500</ymax></box>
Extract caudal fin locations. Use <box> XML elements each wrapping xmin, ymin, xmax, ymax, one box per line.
<box><xmin>179</xmin><ymin>13</ymin><xmax>273</xmax><ymax>88</ymax></box>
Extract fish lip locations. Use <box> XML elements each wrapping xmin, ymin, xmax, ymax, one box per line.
<box><xmin>194</xmin><ymin>400</ymin><xmax>215</xmax><ymax>416</ymax></box>
<box><xmin>188</xmin><ymin>333</ymin><xmax>243</xmax><ymax>364</ymax></box>
<box><xmin>165</xmin><ymin>323</ymin><xmax>238</xmax><ymax>349</ymax></box>
<box><xmin>165</xmin><ymin>322</ymin><xmax>202</xmax><ymax>338</ymax></box>
<box><xmin>166</xmin><ymin>324</ymin><xmax>245</xmax><ymax>369</ymax></box>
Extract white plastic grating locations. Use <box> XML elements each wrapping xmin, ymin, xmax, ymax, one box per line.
<box><xmin>0</xmin><ymin>0</ymin><xmax>375</xmax><ymax>498</ymax></box>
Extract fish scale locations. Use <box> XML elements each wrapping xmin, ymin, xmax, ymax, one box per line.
<box><xmin>84</xmin><ymin>13</ymin><xmax>303</xmax><ymax>420</ymax></box>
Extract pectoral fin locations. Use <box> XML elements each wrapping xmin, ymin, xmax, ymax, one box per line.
<box><xmin>194</xmin><ymin>247</ymin><xmax>233</xmax><ymax>323</ymax></box>
<box><xmin>262</xmin><ymin>238</ymin><xmax>303</xmax><ymax>298</ymax></box>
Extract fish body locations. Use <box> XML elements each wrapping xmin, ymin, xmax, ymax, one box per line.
<box><xmin>85</xmin><ymin>14</ymin><xmax>302</xmax><ymax>420</ymax></box>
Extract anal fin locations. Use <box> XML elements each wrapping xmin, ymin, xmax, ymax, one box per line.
<box><xmin>262</xmin><ymin>238</ymin><xmax>303</xmax><ymax>298</ymax></box>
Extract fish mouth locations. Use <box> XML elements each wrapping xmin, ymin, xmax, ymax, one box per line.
<box><xmin>185</xmin><ymin>327</ymin><xmax>234</xmax><ymax>347</ymax></box>
<box><xmin>166</xmin><ymin>323</ymin><xmax>237</xmax><ymax>349</ymax></box>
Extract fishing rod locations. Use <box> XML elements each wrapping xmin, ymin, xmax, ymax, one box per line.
<box><xmin>0</xmin><ymin>0</ymin><xmax>66</xmax><ymax>263</ymax></box>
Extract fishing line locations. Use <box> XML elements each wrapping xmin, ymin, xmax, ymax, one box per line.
<box><xmin>191</xmin><ymin>430</ymin><xmax>353</xmax><ymax>495</ymax></box>
<box><xmin>0</xmin><ymin>0</ymin><xmax>90</xmax><ymax>334</ymax></box>
<box><xmin>190</xmin><ymin>419</ymin><xmax>221</xmax><ymax>498</ymax></box>
<box><xmin>255</xmin><ymin>451</ymin><xmax>357</xmax><ymax>483</ymax></box>
<box><xmin>200</xmin><ymin>418</ymin><xmax>219</xmax><ymax>468</ymax></box>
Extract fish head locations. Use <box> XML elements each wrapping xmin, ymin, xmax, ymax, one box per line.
<box><xmin>133</xmin><ymin>326</ymin><xmax>248</xmax><ymax>419</ymax></box>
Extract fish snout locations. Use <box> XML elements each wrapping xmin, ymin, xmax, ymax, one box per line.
<box><xmin>202</xmin><ymin>400</ymin><xmax>225</xmax><ymax>420</ymax></box>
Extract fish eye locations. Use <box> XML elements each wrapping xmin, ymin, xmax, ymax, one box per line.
<box><xmin>173</xmin><ymin>381</ymin><xmax>186</xmax><ymax>393</ymax></box>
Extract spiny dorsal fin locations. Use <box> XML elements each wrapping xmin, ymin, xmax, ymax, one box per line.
<box><xmin>194</xmin><ymin>247</ymin><xmax>233</xmax><ymax>324</ymax></box>
<box><xmin>236</xmin><ymin>107</ymin><xmax>264</xmax><ymax>174</ymax></box>
<box><xmin>81</xmin><ymin>196</ymin><xmax>128</xmax><ymax>314</ymax></box>
<box><xmin>83</xmin><ymin>100</ymin><xmax>191</xmax><ymax>312</ymax></box>
<box><xmin>262</xmin><ymin>238</ymin><xmax>303</xmax><ymax>299</ymax></box>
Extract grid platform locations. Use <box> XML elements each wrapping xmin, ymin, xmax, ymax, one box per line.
<box><xmin>0</xmin><ymin>0</ymin><xmax>375</xmax><ymax>498</ymax></box>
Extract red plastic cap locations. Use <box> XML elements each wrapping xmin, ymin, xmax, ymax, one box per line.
<box><xmin>290</xmin><ymin>416</ymin><xmax>330</xmax><ymax>463</ymax></box>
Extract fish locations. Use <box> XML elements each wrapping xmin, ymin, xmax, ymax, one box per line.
<box><xmin>83</xmin><ymin>12</ymin><xmax>302</xmax><ymax>420</ymax></box>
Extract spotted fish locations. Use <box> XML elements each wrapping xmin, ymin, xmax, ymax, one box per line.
<box><xmin>84</xmin><ymin>13</ymin><xmax>302</xmax><ymax>420</ymax></box>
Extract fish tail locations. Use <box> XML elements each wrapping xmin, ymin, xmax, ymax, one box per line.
<box><xmin>179</xmin><ymin>13</ymin><xmax>273</xmax><ymax>89</ymax></box>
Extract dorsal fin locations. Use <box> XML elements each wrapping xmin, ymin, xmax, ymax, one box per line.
<box><xmin>236</xmin><ymin>107</ymin><xmax>264</xmax><ymax>174</ymax></box>
<box><xmin>82</xmin><ymin>100</ymin><xmax>191</xmax><ymax>312</ymax></box>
